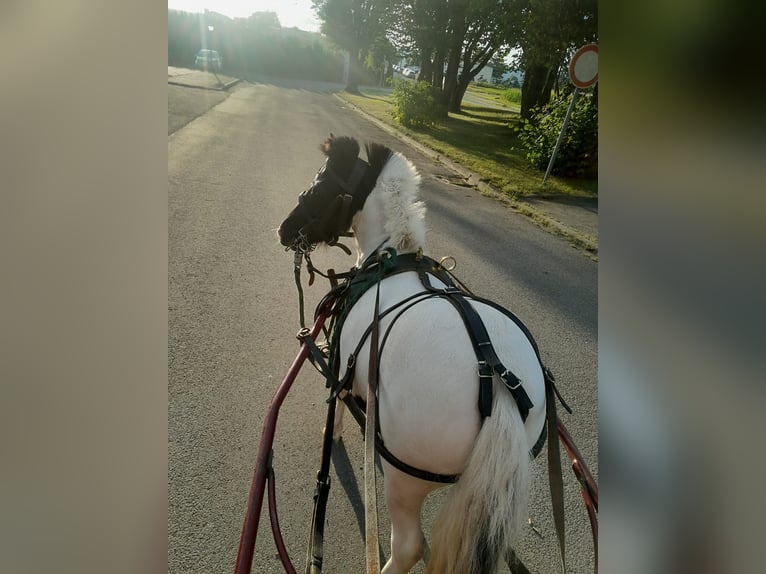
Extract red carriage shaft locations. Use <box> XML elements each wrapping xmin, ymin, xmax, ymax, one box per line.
<box><xmin>557</xmin><ymin>418</ymin><xmax>599</xmax><ymax>572</ymax></box>
<box><xmin>557</xmin><ymin>419</ymin><xmax>598</xmax><ymax>511</ymax></box>
<box><xmin>234</xmin><ymin>310</ymin><xmax>330</xmax><ymax>574</ymax></box>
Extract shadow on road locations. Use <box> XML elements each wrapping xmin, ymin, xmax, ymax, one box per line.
<box><xmin>244</xmin><ymin>74</ymin><xmax>345</xmax><ymax>93</ymax></box>
<box><xmin>330</xmin><ymin>436</ymin><xmax>386</xmax><ymax>565</ymax></box>
<box><xmin>331</xmin><ymin>438</ymin><xmax>365</xmax><ymax>536</ymax></box>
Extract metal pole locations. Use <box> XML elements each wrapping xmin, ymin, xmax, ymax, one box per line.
<box><xmin>542</xmin><ymin>87</ymin><xmax>579</xmax><ymax>186</ymax></box>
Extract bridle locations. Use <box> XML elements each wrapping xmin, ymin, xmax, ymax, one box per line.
<box><xmin>288</xmin><ymin>157</ymin><xmax>369</xmax><ymax>254</ymax></box>
<box><xmin>287</xmin><ymin>156</ymin><xmax>370</xmax><ymax>327</ymax></box>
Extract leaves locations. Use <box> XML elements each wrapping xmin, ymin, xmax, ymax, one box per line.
<box><xmin>391</xmin><ymin>80</ymin><xmax>443</xmax><ymax>128</ymax></box>
<box><xmin>516</xmin><ymin>90</ymin><xmax>598</xmax><ymax>178</ymax></box>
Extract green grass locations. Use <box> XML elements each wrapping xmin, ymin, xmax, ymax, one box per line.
<box><xmin>464</xmin><ymin>84</ymin><xmax>520</xmax><ymax>112</ymax></box>
<box><xmin>340</xmin><ymin>87</ymin><xmax>597</xmax><ymax>199</ymax></box>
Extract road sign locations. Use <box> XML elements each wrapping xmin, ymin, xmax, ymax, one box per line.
<box><xmin>543</xmin><ymin>45</ymin><xmax>598</xmax><ymax>185</ymax></box>
<box><xmin>569</xmin><ymin>44</ymin><xmax>598</xmax><ymax>89</ymax></box>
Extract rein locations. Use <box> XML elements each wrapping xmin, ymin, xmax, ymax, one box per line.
<box><xmin>287</xmin><ymin>158</ymin><xmax>369</xmax><ymax>328</ymax></box>
<box><xmin>289</xmin><ymin>234</ymin><xmax>353</xmax><ymax>328</ymax></box>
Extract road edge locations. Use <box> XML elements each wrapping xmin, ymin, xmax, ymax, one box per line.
<box><xmin>335</xmin><ymin>93</ymin><xmax>598</xmax><ymax>260</ymax></box>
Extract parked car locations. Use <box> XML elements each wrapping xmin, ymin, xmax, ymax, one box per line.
<box><xmin>195</xmin><ymin>49</ymin><xmax>222</xmax><ymax>72</ymax></box>
<box><xmin>402</xmin><ymin>66</ymin><xmax>420</xmax><ymax>79</ymax></box>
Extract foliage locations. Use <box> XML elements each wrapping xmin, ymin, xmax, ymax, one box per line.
<box><xmin>502</xmin><ymin>87</ymin><xmax>522</xmax><ymax>104</ymax></box>
<box><xmin>490</xmin><ymin>53</ymin><xmax>510</xmax><ymax>80</ymax></box>
<box><xmin>510</xmin><ymin>0</ymin><xmax>598</xmax><ymax>117</ymax></box>
<box><xmin>168</xmin><ymin>10</ymin><xmax>345</xmax><ymax>82</ymax></box>
<box><xmin>386</xmin><ymin>0</ymin><xmax>513</xmax><ymax>113</ymax></box>
<box><xmin>515</xmin><ymin>89</ymin><xmax>598</xmax><ymax>178</ymax></box>
<box><xmin>391</xmin><ymin>80</ymin><xmax>443</xmax><ymax>128</ymax></box>
<box><xmin>312</xmin><ymin>0</ymin><xmax>393</xmax><ymax>91</ymax></box>
<box><xmin>512</xmin><ymin>0</ymin><xmax>598</xmax><ymax>70</ymax></box>
<box><xmin>341</xmin><ymin>88</ymin><xmax>596</xmax><ymax>197</ymax></box>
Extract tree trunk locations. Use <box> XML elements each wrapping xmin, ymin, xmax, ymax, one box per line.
<box><xmin>520</xmin><ymin>64</ymin><xmax>551</xmax><ymax>119</ymax></box>
<box><xmin>433</xmin><ymin>47</ymin><xmax>445</xmax><ymax>91</ymax></box>
<box><xmin>345</xmin><ymin>67</ymin><xmax>359</xmax><ymax>93</ymax></box>
<box><xmin>439</xmin><ymin>3</ymin><xmax>468</xmax><ymax>111</ymax></box>
<box><xmin>419</xmin><ymin>47</ymin><xmax>433</xmax><ymax>84</ymax></box>
<box><xmin>450</xmin><ymin>76</ymin><xmax>471</xmax><ymax>113</ymax></box>
<box><xmin>345</xmin><ymin>44</ymin><xmax>361</xmax><ymax>94</ymax></box>
<box><xmin>541</xmin><ymin>65</ymin><xmax>557</xmax><ymax>107</ymax></box>
<box><xmin>448</xmin><ymin>41</ymin><xmax>495</xmax><ymax>114</ymax></box>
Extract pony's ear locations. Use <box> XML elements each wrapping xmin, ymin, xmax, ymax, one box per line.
<box><xmin>320</xmin><ymin>133</ymin><xmax>335</xmax><ymax>155</ymax></box>
<box><xmin>320</xmin><ymin>135</ymin><xmax>360</xmax><ymax>163</ymax></box>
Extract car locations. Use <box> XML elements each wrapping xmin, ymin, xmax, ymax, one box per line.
<box><xmin>195</xmin><ymin>49</ymin><xmax>222</xmax><ymax>72</ymax></box>
<box><xmin>402</xmin><ymin>66</ymin><xmax>420</xmax><ymax>79</ymax></box>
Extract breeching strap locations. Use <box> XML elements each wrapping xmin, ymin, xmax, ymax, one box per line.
<box><xmin>364</xmin><ymin>262</ymin><xmax>382</xmax><ymax>573</ymax></box>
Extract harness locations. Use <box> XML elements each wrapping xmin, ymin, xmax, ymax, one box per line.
<box><xmin>286</xmin><ymin>149</ymin><xmax>580</xmax><ymax>573</ymax></box>
<box><xmin>306</xmin><ymin>248</ymin><xmax>569</xmax><ymax>484</ymax></box>
<box><xmin>294</xmin><ymin>158</ymin><xmax>369</xmax><ymax>251</ymax></box>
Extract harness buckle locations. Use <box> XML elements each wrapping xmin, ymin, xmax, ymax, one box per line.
<box><xmin>296</xmin><ymin>327</ymin><xmax>311</xmax><ymax>341</ymax></box>
<box><xmin>501</xmin><ymin>369</ymin><xmax>522</xmax><ymax>390</ymax></box>
<box><xmin>437</xmin><ymin>255</ymin><xmax>457</xmax><ymax>271</ymax></box>
<box><xmin>477</xmin><ymin>361</ymin><xmax>493</xmax><ymax>418</ymax></box>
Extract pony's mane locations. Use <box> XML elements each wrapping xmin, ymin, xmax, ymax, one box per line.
<box><xmin>365</xmin><ymin>142</ymin><xmax>393</xmax><ymax>176</ymax></box>
<box><xmin>370</xmin><ymin>147</ymin><xmax>426</xmax><ymax>254</ymax></box>
<box><xmin>318</xmin><ymin>135</ymin><xmax>426</xmax><ymax>253</ymax></box>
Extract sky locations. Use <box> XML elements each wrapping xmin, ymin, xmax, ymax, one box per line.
<box><xmin>167</xmin><ymin>0</ymin><xmax>321</xmax><ymax>32</ymax></box>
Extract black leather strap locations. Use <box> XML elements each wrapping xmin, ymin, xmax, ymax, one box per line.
<box><xmin>326</xmin><ymin>158</ymin><xmax>368</xmax><ymax>196</ymax></box>
<box><xmin>438</xmin><ymin>289</ymin><xmax>534</xmax><ymax>422</ymax></box>
<box><xmin>375</xmin><ymin>434</ymin><xmax>459</xmax><ymax>483</ymax></box>
<box><xmin>314</xmin><ymin>250</ymin><xmax>573</xmax><ymax>571</ymax></box>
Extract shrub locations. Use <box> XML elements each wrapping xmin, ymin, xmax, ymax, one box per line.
<box><xmin>502</xmin><ymin>87</ymin><xmax>521</xmax><ymax>105</ymax></box>
<box><xmin>391</xmin><ymin>80</ymin><xmax>442</xmax><ymax>128</ymax></box>
<box><xmin>515</xmin><ymin>90</ymin><xmax>598</xmax><ymax>178</ymax></box>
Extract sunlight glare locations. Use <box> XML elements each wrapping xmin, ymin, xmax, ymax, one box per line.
<box><xmin>167</xmin><ymin>0</ymin><xmax>320</xmax><ymax>32</ymax></box>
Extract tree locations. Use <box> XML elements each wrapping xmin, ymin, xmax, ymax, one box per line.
<box><xmin>510</xmin><ymin>0</ymin><xmax>598</xmax><ymax>118</ymax></box>
<box><xmin>168</xmin><ymin>8</ymin><xmax>346</xmax><ymax>82</ymax></box>
<box><xmin>387</xmin><ymin>0</ymin><xmax>512</xmax><ymax>114</ymax></box>
<box><xmin>313</xmin><ymin>0</ymin><xmax>393</xmax><ymax>93</ymax></box>
<box><xmin>490</xmin><ymin>53</ymin><xmax>509</xmax><ymax>82</ymax></box>
<box><xmin>448</xmin><ymin>0</ymin><xmax>511</xmax><ymax>111</ymax></box>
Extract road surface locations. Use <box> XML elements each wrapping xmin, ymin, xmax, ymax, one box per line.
<box><xmin>169</xmin><ymin>79</ymin><xmax>597</xmax><ymax>573</ymax></box>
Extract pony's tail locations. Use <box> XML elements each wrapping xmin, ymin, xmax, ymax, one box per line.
<box><xmin>427</xmin><ymin>380</ymin><xmax>531</xmax><ymax>574</ymax></box>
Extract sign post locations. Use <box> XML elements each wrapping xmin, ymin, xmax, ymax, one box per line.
<box><xmin>542</xmin><ymin>44</ymin><xmax>598</xmax><ymax>185</ymax></box>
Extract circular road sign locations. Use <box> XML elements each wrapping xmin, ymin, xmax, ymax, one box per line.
<box><xmin>569</xmin><ymin>44</ymin><xmax>598</xmax><ymax>88</ymax></box>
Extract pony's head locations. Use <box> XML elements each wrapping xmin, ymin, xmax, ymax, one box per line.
<box><xmin>278</xmin><ymin>135</ymin><xmax>376</xmax><ymax>250</ymax></box>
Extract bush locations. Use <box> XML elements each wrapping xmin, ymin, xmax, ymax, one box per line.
<box><xmin>502</xmin><ymin>87</ymin><xmax>521</xmax><ymax>105</ymax></box>
<box><xmin>515</xmin><ymin>90</ymin><xmax>598</xmax><ymax>178</ymax></box>
<box><xmin>391</xmin><ymin>80</ymin><xmax>442</xmax><ymax>128</ymax></box>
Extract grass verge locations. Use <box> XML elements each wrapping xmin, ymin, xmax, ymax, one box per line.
<box><xmin>338</xmin><ymin>85</ymin><xmax>597</xmax><ymax>200</ymax></box>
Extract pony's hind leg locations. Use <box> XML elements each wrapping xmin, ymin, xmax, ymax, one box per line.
<box><xmin>382</xmin><ymin>464</ymin><xmax>439</xmax><ymax>574</ymax></box>
<box><xmin>323</xmin><ymin>399</ymin><xmax>345</xmax><ymax>440</ymax></box>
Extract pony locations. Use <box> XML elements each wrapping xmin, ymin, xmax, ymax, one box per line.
<box><xmin>278</xmin><ymin>135</ymin><xmax>548</xmax><ymax>574</ymax></box>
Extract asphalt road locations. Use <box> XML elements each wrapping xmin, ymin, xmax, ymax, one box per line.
<box><xmin>169</xmin><ymin>79</ymin><xmax>597</xmax><ymax>574</ymax></box>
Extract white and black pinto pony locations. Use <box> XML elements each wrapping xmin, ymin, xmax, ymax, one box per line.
<box><xmin>278</xmin><ymin>136</ymin><xmax>549</xmax><ymax>574</ymax></box>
